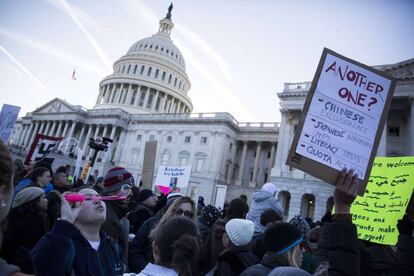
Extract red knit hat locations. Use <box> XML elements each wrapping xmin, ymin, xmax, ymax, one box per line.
<box><xmin>103</xmin><ymin>167</ymin><xmax>134</xmax><ymax>194</ymax></box>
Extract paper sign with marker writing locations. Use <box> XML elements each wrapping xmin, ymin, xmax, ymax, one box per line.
<box><xmin>0</xmin><ymin>104</ymin><xmax>21</xmax><ymax>143</ymax></box>
<box><xmin>296</xmin><ymin>53</ymin><xmax>391</xmax><ymax>179</ymax></box>
<box><xmin>351</xmin><ymin>157</ymin><xmax>414</xmax><ymax>245</ymax></box>
<box><xmin>155</xmin><ymin>165</ymin><xmax>191</xmax><ymax>189</ymax></box>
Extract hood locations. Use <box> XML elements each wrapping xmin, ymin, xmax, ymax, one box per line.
<box><xmin>252</xmin><ymin>190</ymin><xmax>273</xmax><ymax>203</ymax></box>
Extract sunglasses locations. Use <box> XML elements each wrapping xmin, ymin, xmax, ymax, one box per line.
<box><xmin>175</xmin><ymin>208</ymin><xmax>194</xmax><ymax>218</ymax></box>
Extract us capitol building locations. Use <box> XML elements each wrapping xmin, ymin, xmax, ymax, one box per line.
<box><xmin>9</xmin><ymin>7</ymin><xmax>414</xmax><ymax>221</ymax></box>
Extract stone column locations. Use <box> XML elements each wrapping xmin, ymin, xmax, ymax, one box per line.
<box><xmin>143</xmin><ymin>87</ymin><xmax>150</xmax><ymax>109</ymax></box>
<box><xmin>228</xmin><ymin>141</ymin><xmax>238</xmax><ymax>183</ymax></box>
<box><xmin>104</xmin><ymin>126</ymin><xmax>117</xmax><ymax>162</ymax></box>
<box><xmin>23</xmin><ymin>123</ymin><xmax>34</xmax><ymax>147</ymax></box>
<box><xmin>48</xmin><ymin>121</ymin><xmax>57</xmax><ymax>136</ymax></box>
<box><xmin>250</xmin><ymin>142</ymin><xmax>262</xmax><ymax>187</ymax></box>
<box><xmin>274</xmin><ymin>114</ymin><xmax>287</xmax><ymax>173</ymax></box>
<box><xmin>61</xmin><ymin>121</ymin><xmax>69</xmax><ymax>138</ymax></box>
<box><xmin>126</xmin><ymin>84</ymin><xmax>132</xmax><ymax>105</ymax></box>
<box><xmin>77</xmin><ymin>124</ymin><xmax>86</xmax><ymax>147</ymax></box>
<box><xmin>37</xmin><ymin>121</ymin><xmax>45</xmax><ymax>134</ymax></box>
<box><xmin>115</xmin><ymin>84</ymin><xmax>123</xmax><ymax>103</ymax></box>
<box><xmin>236</xmin><ymin>141</ymin><xmax>248</xmax><ymax>186</ymax></box>
<box><xmin>17</xmin><ymin>125</ymin><xmax>27</xmax><ymax>145</ymax></box>
<box><xmin>55</xmin><ymin>121</ymin><xmax>63</xmax><ymax>137</ymax></box>
<box><xmin>133</xmin><ymin>85</ymin><xmax>140</xmax><ymax>106</ymax></box>
<box><xmin>68</xmin><ymin>121</ymin><xmax>76</xmax><ymax>138</ymax></box>
<box><xmin>44</xmin><ymin>121</ymin><xmax>52</xmax><ymax>135</ymax></box>
<box><xmin>104</xmin><ymin>85</ymin><xmax>111</xmax><ymax>103</ymax></box>
<box><xmin>82</xmin><ymin>125</ymin><xmax>93</xmax><ymax>150</ymax></box>
<box><xmin>113</xmin><ymin>129</ymin><xmax>126</xmax><ymax>163</ymax></box>
<box><xmin>152</xmin><ymin>90</ymin><xmax>159</xmax><ymax>111</ymax></box>
<box><xmin>161</xmin><ymin>94</ymin><xmax>167</xmax><ymax>113</ymax></box>
<box><xmin>269</xmin><ymin>142</ymin><xmax>276</xmax><ymax>168</ymax></box>
<box><xmin>27</xmin><ymin>122</ymin><xmax>40</xmax><ymax>149</ymax></box>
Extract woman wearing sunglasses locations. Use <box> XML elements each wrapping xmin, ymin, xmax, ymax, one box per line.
<box><xmin>129</xmin><ymin>196</ymin><xmax>196</xmax><ymax>273</ymax></box>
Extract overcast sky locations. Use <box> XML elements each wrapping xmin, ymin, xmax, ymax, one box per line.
<box><xmin>1</xmin><ymin>0</ymin><xmax>413</xmax><ymax>122</ymax></box>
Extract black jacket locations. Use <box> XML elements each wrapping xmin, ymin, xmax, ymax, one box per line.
<box><xmin>214</xmin><ymin>245</ymin><xmax>259</xmax><ymax>276</ymax></box>
<box><xmin>31</xmin><ymin>220</ymin><xmax>125</xmax><ymax>276</ymax></box>
<box><xmin>128</xmin><ymin>203</ymin><xmax>155</xmax><ymax>234</ymax></box>
<box><xmin>128</xmin><ymin>216</ymin><xmax>160</xmax><ymax>273</ymax></box>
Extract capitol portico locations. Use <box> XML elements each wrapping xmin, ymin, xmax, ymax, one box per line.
<box><xmin>9</xmin><ymin>6</ymin><xmax>414</xmax><ymax>221</ymax></box>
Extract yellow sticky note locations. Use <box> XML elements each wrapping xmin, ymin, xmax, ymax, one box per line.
<box><xmin>351</xmin><ymin>157</ymin><xmax>414</xmax><ymax>245</ymax></box>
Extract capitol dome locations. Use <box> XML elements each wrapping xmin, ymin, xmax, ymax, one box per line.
<box><xmin>94</xmin><ymin>4</ymin><xmax>192</xmax><ymax>115</ymax></box>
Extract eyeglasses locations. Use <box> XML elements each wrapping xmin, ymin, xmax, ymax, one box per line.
<box><xmin>175</xmin><ymin>209</ymin><xmax>194</xmax><ymax>218</ymax></box>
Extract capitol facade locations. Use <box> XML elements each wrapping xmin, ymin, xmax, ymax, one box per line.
<box><xmin>9</xmin><ymin>8</ymin><xmax>414</xmax><ymax>221</ymax></box>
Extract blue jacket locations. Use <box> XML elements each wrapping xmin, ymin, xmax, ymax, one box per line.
<box><xmin>14</xmin><ymin>178</ymin><xmax>53</xmax><ymax>195</ymax></box>
<box><xmin>246</xmin><ymin>190</ymin><xmax>283</xmax><ymax>233</ymax></box>
<box><xmin>31</xmin><ymin>220</ymin><xmax>125</xmax><ymax>276</ymax></box>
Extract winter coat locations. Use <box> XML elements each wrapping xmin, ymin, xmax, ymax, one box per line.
<box><xmin>14</xmin><ymin>179</ymin><xmax>53</xmax><ymax>195</ymax></box>
<box><xmin>214</xmin><ymin>245</ymin><xmax>260</xmax><ymax>276</ymax></box>
<box><xmin>129</xmin><ymin>216</ymin><xmax>160</xmax><ymax>273</ymax></box>
<box><xmin>30</xmin><ymin>220</ymin><xmax>125</xmax><ymax>276</ymax></box>
<box><xmin>197</xmin><ymin>217</ymin><xmax>210</xmax><ymax>246</ymax></box>
<box><xmin>1</xmin><ymin>212</ymin><xmax>48</xmax><ymax>273</ymax></box>
<box><xmin>128</xmin><ymin>203</ymin><xmax>155</xmax><ymax>234</ymax></box>
<box><xmin>137</xmin><ymin>263</ymin><xmax>178</xmax><ymax>276</ymax></box>
<box><xmin>246</xmin><ymin>190</ymin><xmax>283</xmax><ymax>233</ymax></box>
<box><xmin>250</xmin><ymin>233</ymin><xmax>266</xmax><ymax>260</ymax></box>
<box><xmin>101</xmin><ymin>201</ymin><xmax>130</xmax><ymax>258</ymax></box>
<box><xmin>46</xmin><ymin>184</ymin><xmax>70</xmax><ymax>227</ymax></box>
<box><xmin>240</xmin><ymin>253</ymin><xmax>286</xmax><ymax>276</ymax></box>
<box><xmin>200</xmin><ymin>218</ymin><xmax>227</xmax><ymax>272</ymax></box>
<box><xmin>0</xmin><ymin>232</ymin><xmax>20</xmax><ymax>276</ymax></box>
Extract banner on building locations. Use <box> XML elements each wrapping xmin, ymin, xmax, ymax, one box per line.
<box><xmin>141</xmin><ymin>140</ymin><xmax>157</xmax><ymax>189</ymax></box>
<box><xmin>0</xmin><ymin>104</ymin><xmax>21</xmax><ymax>143</ymax></box>
<box><xmin>24</xmin><ymin>134</ymin><xmax>63</xmax><ymax>165</ymax></box>
<box><xmin>155</xmin><ymin>165</ymin><xmax>192</xmax><ymax>190</ymax></box>
<box><xmin>350</xmin><ymin>156</ymin><xmax>414</xmax><ymax>245</ymax></box>
<box><xmin>287</xmin><ymin>48</ymin><xmax>396</xmax><ymax>195</ymax></box>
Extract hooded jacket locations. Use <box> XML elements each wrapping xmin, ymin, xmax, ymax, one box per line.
<box><xmin>246</xmin><ymin>190</ymin><xmax>283</xmax><ymax>233</ymax></box>
<box><xmin>31</xmin><ymin>220</ymin><xmax>125</xmax><ymax>276</ymax></box>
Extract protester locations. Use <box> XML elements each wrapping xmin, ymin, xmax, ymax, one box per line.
<box><xmin>201</xmin><ymin>198</ymin><xmax>249</xmax><ymax>273</ymax></box>
<box><xmin>100</xmin><ymin>167</ymin><xmax>134</xmax><ymax>259</ymax></box>
<box><xmin>26</xmin><ymin>167</ymin><xmax>52</xmax><ymax>191</ymax></box>
<box><xmin>0</xmin><ymin>140</ymin><xmax>28</xmax><ymax>275</ymax></box>
<box><xmin>12</xmin><ymin>159</ymin><xmax>25</xmax><ymax>187</ymax></box>
<box><xmin>1</xmin><ymin>187</ymin><xmax>48</xmax><ymax>273</ymax></box>
<box><xmin>212</xmin><ymin>218</ymin><xmax>259</xmax><ymax>275</ymax></box>
<box><xmin>46</xmin><ymin>166</ymin><xmax>72</xmax><ymax>226</ymax></box>
<box><xmin>137</xmin><ymin>216</ymin><xmax>199</xmax><ymax>276</ymax></box>
<box><xmin>92</xmin><ymin>176</ymin><xmax>104</xmax><ymax>194</ymax></box>
<box><xmin>251</xmin><ymin>208</ymin><xmax>283</xmax><ymax>259</ymax></box>
<box><xmin>197</xmin><ymin>196</ymin><xmax>206</xmax><ymax>214</ymax></box>
<box><xmin>247</xmin><ymin>182</ymin><xmax>284</xmax><ymax>233</ymax></box>
<box><xmin>129</xmin><ymin>196</ymin><xmax>196</xmax><ymax>273</ymax></box>
<box><xmin>198</xmin><ymin>205</ymin><xmax>221</xmax><ymax>246</ymax></box>
<box><xmin>289</xmin><ymin>215</ymin><xmax>316</xmax><ymax>273</ymax></box>
<box><xmin>14</xmin><ymin>162</ymin><xmax>53</xmax><ymax>195</ymax></box>
<box><xmin>241</xmin><ymin>168</ymin><xmax>360</xmax><ymax>276</ymax></box>
<box><xmin>87</xmin><ymin>175</ymin><xmax>96</xmax><ymax>186</ymax></box>
<box><xmin>31</xmin><ymin>188</ymin><xmax>125</xmax><ymax>275</ymax></box>
<box><xmin>128</xmin><ymin>189</ymin><xmax>158</xmax><ymax>234</ymax></box>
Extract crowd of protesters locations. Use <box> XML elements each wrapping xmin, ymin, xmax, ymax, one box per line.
<box><xmin>0</xmin><ymin>139</ymin><xmax>413</xmax><ymax>276</ymax></box>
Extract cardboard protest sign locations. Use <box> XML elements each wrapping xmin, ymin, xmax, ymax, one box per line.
<box><xmin>155</xmin><ymin>166</ymin><xmax>191</xmax><ymax>190</ymax></box>
<box><xmin>350</xmin><ymin>157</ymin><xmax>414</xmax><ymax>245</ymax></box>
<box><xmin>0</xmin><ymin>104</ymin><xmax>21</xmax><ymax>143</ymax></box>
<box><xmin>287</xmin><ymin>48</ymin><xmax>396</xmax><ymax>195</ymax></box>
<box><xmin>24</xmin><ymin>134</ymin><xmax>63</xmax><ymax>165</ymax></box>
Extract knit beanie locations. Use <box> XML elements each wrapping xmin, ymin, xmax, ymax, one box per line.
<box><xmin>103</xmin><ymin>167</ymin><xmax>134</xmax><ymax>194</ymax></box>
<box><xmin>261</xmin><ymin>182</ymin><xmax>277</xmax><ymax>196</ymax></box>
<box><xmin>138</xmin><ymin>189</ymin><xmax>154</xmax><ymax>203</ymax></box>
<box><xmin>289</xmin><ymin>215</ymin><xmax>310</xmax><ymax>238</ymax></box>
<box><xmin>12</xmin><ymin>187</ymin><xmax>44</xmax><ymax>209</ymax></box>
<box><xmin>200</xmin><ymin>205</ymin><xmax>221</xmax><ymax>227</ymax></box>
<box><xmin>225</xmin><ymin>218</ymin><xmax>255</xmax><ymax>246</ymax></box>
<box><xmin>264</xmin><ymin>222</ymin><xmax>303</xmax><ymax>254</ymax></box>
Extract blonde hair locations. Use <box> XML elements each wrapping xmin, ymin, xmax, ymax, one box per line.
<box><xmin>274</xmin><ymin>244</ymin><xmax>301</xmax><ymax>268</ymax></box>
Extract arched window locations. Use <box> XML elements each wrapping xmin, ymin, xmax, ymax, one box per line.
<box><xmin>194</xmin><ymin>152</ymin><xmax>207</xmax><ymax>172</ymax></box>
<box><xmin>140</xmin><ymin>65</ymin><xmax>145</xmax><ymax>75</ymax></box>
<box><xmin>127</xmin><ymin>64</ymin><xmax>131</xmax><ymax>74</ymax></box>
<box><xmin>121</xmin><ymin>65</ymin><xmax>125</xmax><ymax>74</ymax></box>
<box><xmin>301</xmin><ymin>194</ymin><xmax>315</xmax><ymax>219</ymax></box>
<box><xmin>147</xmin><ymin>67</ymin><xmax>152</xmax><ymax>76</ymax></box>
<box><xmin>155</xmin><ymin>69</ymin><xmax>159</xmax><ymax>79</ymax></box>
<box><xmin>168</xmin><ymin>74</ymin><xmax>172</xmax><ymax>84</ymax></box>
<box><xmin>161</xmin><ymin>150</ymin><xmax>170</xmax><ymax>166</ymax></box>
<box><xmin>179</xmin><ymin>151</ymin><xmax>190</xmax><ymax>166</ymax></box>
<box><xmin>162</xmin><ymin>71</ymin><xmax>166</xmax><ymax>81</ymax></box>
<box><xmin>130</xmin><ymin>90</ymin><xmax>137</xmax><ymax>105</ymax></box>
<box><xmin>278</xmin><ymin>191</ymin><xmax>291</xmax><ymax>219</ymax></box>
<box><xmin>133</xmin><ymin>65</ymin><xmax>138</xmax><ymax>74</ymax></box>
<box><xmin>166</xmin><ymin>135</ymin><xmax>172</xmax><ymax>143</ymax></box>
<box><xmin>174</xmin><ymin>77</ymin><xmax>177</xmax><ymax>87</ymax></box>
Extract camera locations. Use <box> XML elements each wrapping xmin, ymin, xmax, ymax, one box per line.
<box><xmin>88</xmin><ymin>136</ymin><xmax>113</xmax><ymax>152</ymax></box>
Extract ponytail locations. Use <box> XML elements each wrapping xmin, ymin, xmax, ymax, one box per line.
<box><xmin>172</xmin><ymin>234</ymin><xmax>199</xmax><ymax>276</ymax></box>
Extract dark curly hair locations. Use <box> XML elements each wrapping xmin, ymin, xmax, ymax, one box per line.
<box><xmin>7</xmin><ymin>197</ymin><xmax>49</xmax><ymax>231</ymax></box>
